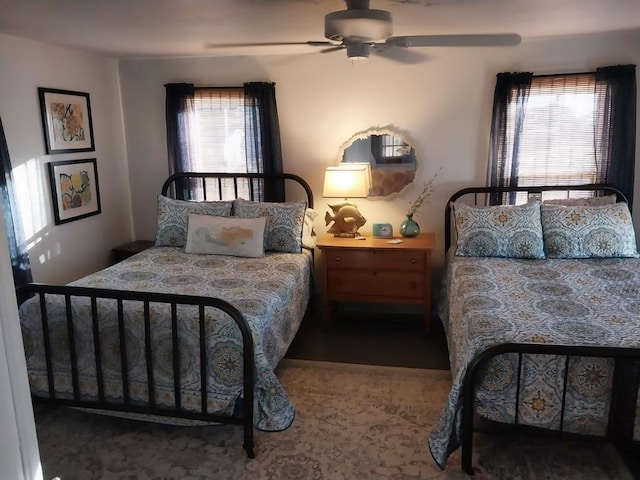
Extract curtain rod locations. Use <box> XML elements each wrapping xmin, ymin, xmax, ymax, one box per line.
<box><xmin>534</xmin><ymin>64</ymin><xmax>635</xmax><ymax>78</ymax></box>
<box><xmin>163</xmin><ymin>83</ymin><xmax>276</xmax><ymax>88</ymax></box>
<box><xmin>534</xmin><ymin>70</ymin><xmax>595</xmax><ymax>78</ymax></box>
<box><xmin>163</xmin><ymin>84</ymin><xmax>240</xmax><ymax>89</ymax></box>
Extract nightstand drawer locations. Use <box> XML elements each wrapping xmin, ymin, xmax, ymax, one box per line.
<box><xmin>328</xmin><ymin>270</ymin><xmax>425</xmax><ymax>299</ymax></box>
<box><xmin>325</xmin><ymin>249</ymin><xmax>425</xmax><ymax>272</ymax></box>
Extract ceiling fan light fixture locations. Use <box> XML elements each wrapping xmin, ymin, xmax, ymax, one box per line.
<box><xmin>325</xmin><ymin>9</ymin><xmax>392</xmax><ymax>43</ymax></box>
<box><xmin>345</xmin><ymin>42</ymin><xmax>371</xmax><ymax>60</ymax></box>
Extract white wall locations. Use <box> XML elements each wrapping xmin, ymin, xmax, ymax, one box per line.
<box><xmin>119</xmin><ymin>28</ymin><xmax>640</xmax><ymax>273</ymax></box>
<box><xmin>0</xmin><ymin>33</ymin><xmax>132</xmax><ymax>285</ymax></box>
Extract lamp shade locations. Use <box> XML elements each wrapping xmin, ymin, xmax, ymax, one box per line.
<box><xmin>322</xmin><ymin>164</ymin><xmax>371</xmax><ymax>198</ymax></box>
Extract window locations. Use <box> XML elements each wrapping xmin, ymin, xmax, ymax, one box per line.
<box><xmin>191</xmin><ymin>88</ymin><xmax>246</xmax><ymax>173</ymax></box>
<box><xmin>191</xmin><ymin>88</ymin><xmax>249</xmax><ymax>198</ymax></box>
<box><xmin>165</xmin><ymin>82</ymin><xmax>284</xmax><ymax>202</ymax></box>
<box><xmin>488</xmin><ymin>66</ymin><xmax>636</xmax><ymax>205</ymax></box>
<box><xmin>505</xmin><ymin>75</ymin><xmax>598</xmax><ymax>188</ymax></box>
<box><xmin>370</xmin><ymin>134</ymin><xmax>414</xmax><ymax>164</ymax></box>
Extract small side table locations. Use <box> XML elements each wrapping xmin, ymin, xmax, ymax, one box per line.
<box><xmin>317</xmin><ymin>232</ymin><xmax>436</xmax><ymax>333</ymax></box>
<box><xmin>111</xmin><ymin>240</ymin><xmax>155</xmax><ymax>263</ymax></box>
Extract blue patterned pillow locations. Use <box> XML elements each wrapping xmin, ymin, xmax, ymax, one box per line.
<box><xmin>541</xmin><ymin>202</ymin><xmax>639</xmax><ymax>258</ymax></box>
<box><xmin>155</xmin><ymin>195</ymin><xmax>233</xmax><ymax>247</ymax></box>
<box><xmin>453</xmin><ymin>202</ymin><xmax>545</xmax><ymax>258</ymax></box>
<box><xmin>233</xmin><ymin>199</ymin><xmax>306</xmax><ymax>253</ymax></box>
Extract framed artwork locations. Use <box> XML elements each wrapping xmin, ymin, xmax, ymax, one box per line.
<box><xmin>48</xmin><ymin>158</ymin><xmax>101</xmax><ymax>225</ymax></box>
<box><xmin>372</xmin><ymin>223</ymin><xmax>394</xmax><ymax>238</ymax></box>
<box><xmin>38</xmin><ymin>87</ymin><xmax>95</xmax><ymax>154</ymax></box>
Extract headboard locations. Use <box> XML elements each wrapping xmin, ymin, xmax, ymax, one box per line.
<box><xmin>161</xmin><ymin>172</ymin><xmax>314</xmax><ymax>208</ymax></box>
<box><xmin>444</xmin><ymin>183</ymin><xmax>628</xmax><ymax>253</ymax></box>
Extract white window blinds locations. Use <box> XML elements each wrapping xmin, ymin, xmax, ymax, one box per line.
<box><xmin>505</xmin><ymin>74</ymin><xmax>602</xmax><ymax>188</ymax></box>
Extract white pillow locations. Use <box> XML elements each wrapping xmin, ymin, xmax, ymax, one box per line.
<box><xmin>303</xmin><ymin>208</ymin><xmax>319</xmax><ymax>249</ymax></box>
<box><xmin>543</xmin><ymin>195</ymin><xmax>617</xmax><ymax>207</ymax></box>
<box><xmin>185</xmin><ymin>214</ymin><xmax>266</xmax><ymax>258</ymax></box>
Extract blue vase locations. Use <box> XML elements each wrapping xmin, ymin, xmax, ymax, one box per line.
<box><xmin>400</xmin><ymin>213</ymin><xmax>420</xmax><ymax>238</ymax></box>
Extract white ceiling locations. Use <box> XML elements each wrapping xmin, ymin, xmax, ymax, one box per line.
<box><xmin>1</xmin><ymin>0</ymin><xmax>639</xmax><ymax>59</ymax></box>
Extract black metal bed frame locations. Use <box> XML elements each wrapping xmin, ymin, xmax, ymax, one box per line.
<box><xmin>161</xmin><ymin>171</ymin><xmax>314</xmax><ymax>208</ymax></box>
<box><xmin>18</xmin><ymin>171</ymin><xmax>314</xmax><ymax>459</ymax></box>
<box><xmin>443</xmin><ymin>184</ymin><xmax>640</xmax><ymax>475</ymax></box>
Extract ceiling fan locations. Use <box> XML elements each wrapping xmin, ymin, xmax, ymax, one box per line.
<box><xmin>206</xmin><ymin>0</ymin><xmax>521</xmax><ymax>63</ymax></box>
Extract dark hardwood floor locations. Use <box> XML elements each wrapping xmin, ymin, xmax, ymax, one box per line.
<box><xmin>285</xmin><ymin>306</ymin><xmax>451</xmax><ymax>370</ymax></box>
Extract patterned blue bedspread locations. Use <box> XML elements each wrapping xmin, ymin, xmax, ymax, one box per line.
<box><xmin>429</xmin><ymin>254</ymin><xmax>640</xmax><ymax>468</ymax></box>
<box><xmin>19</xmin><ymin>247</ymin><xmax>312</xmax><ymax>431</ymax></box>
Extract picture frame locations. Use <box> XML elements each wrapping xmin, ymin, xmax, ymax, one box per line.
<box><xmin>373</xmin><ymin>223</ymin><xmax>394</xmax><ymax>238</ymax></box>
<box><xmin>48</xmin><ymin>158</ymin><xmax>101</xmax><ymax>225</ymax></box>
<box><xmin>38</xmin><ymin>87</ymin><xmax>95</xmax><ymax>154</ymax></box>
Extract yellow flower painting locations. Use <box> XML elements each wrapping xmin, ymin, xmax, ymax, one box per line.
<box><xmin>48</xmin><ymin>158</ymin><xmax>101</xmax><ymax>225</ymax></box>
<box><xmin>59</xmin><ymin>170</ymin><xmax>91</xmax><ymax>210</ymax></box>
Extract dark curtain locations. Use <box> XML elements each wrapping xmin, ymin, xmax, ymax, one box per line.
<box><xmin>595</xmin><ymin>64</ymin><xmax>636</xmax><ymax>206</ymax></box>
<box><xmin>0</xmin><ymin>116</ymin><xmax>32</xmax><ymax>299</ymax></box>
<box><xmin>487</xmin><ymin>72</ymin><xmax>533</xmax><ymax>205</ymax></box>
<box><xmin>244</xmin><ymin>82</ymin><xmax>285</xmax><ymax>202</ymax></box>
<box><xmin>165</xmin><ymin>83</ymin><xmax>197</xmax><ymax>199</ymax></box>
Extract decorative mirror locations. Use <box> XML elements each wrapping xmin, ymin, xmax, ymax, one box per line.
<box><xmin>339</xmin><ymin>127</ymin><xmax>417</xmax><ymax>198</ymax></box>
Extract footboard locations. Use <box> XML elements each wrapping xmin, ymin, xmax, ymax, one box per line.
<box><xmin>461</xmin><ymin>343</ymin><xmax>640</xmax><ymax>475</ymax></box>
<box><xmin>16</xmin><ymin>283</ymin><xmax>256</xmax><ymax>458</ymax></box>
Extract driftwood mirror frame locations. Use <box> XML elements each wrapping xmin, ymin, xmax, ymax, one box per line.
<box><xmin>338</xmin><ymin>126</ymin><xmax>417</xmax><ymax>199</ymax></box>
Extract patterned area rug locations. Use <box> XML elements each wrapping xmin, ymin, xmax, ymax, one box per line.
<box><xmin>34</xmin><ymin>359</ymin><xmax>632</xmax><ymax>480</ymax></box>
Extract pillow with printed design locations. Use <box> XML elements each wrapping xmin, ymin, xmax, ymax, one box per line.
<box><xmin>233</xmin><ymin>199</ymin><xmax>306</xmax><ymax>253</ymax></box>
<box><xmin>541</xmin><ymin>202</ymin><xmax>639</xmax><ymax>258</ymax></box>
<box><xmin>185</xmin><ymin>214</ymin><xmax>266</xmax><ymax>258</ymax></box>
<box><xmin>155</xmin><ymin>195</ymin><xmax>233</xmax><ymax>247</ymax></box>
<box><xmin>452</xmin><ymin>201</ymin><xmax>545</xmax><ymax>258</ymax></box>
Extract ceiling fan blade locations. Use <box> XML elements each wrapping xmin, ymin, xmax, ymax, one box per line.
<box><xmin>386</xmin><ymin>33</ymin><xmax>522</xmax><ymax>48</ymax></box>
<box><xmin>371</xmin><ymin>45</ymin><xmax>426</xmax><ymax>64</ymax></box>
<box><xmin>306</xmin><ymin>41</ymin><xmax>338</xmax><ymax>47</ymax></box>
<box><xmin>319</xmin><ymin>46</ymin><xmax>346</xmax><ymax>54</ymax></box>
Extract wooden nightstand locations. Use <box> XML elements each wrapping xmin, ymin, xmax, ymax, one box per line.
<box><xmin>111</xmin><ymin>240</ymin><xmax>155</xmax><ymax>263</ymax></box>
<box><xmin>317</xmin><ymin>232</ymin><xmax>436</xmax><ymax>333</ymax></box>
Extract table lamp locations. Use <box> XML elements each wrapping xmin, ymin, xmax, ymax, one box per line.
<box><xmin>323</xmin><ymin>163</ymin><xmax>371</xmax><ymax>237</ymax></box>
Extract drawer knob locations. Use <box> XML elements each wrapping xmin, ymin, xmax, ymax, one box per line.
<box><xmin>410</xmin><ymin>258</ymin><xmax>417</xmax><ymax>264</ymax></box>
<box><xmin>334</xmin><ymin>256</ymin><xmax>341</xmax><ymax>262</ymax></box>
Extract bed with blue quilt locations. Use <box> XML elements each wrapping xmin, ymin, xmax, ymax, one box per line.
<box><xmin>429</xmin><ymin>184</ymin><xmax>640</xmax><ymax>474</ymax></box>
<box><xmin>17</xmin><ymin>172</ymin><xmax>317</xmax><ymax>458</ymax></box>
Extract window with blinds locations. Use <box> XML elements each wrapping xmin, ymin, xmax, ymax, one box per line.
<box><xmin>191</xmin><ymin>87</ymin><xmax>250</xmax><ymax>198</ymax></box>
<box><xmin>503</xmin><ymin>73</ymin><xmax>604</xmax><ymax>202</ymax></box>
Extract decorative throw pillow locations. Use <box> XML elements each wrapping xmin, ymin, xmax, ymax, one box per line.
<box><xmin>233</xmin><ymin>199</ymin><xmax>306</xmax><ymax>253</ymax></box>
<box><xmin>543</xmin><ymin>195</ymin><xmax>617</xmax><ymax>207</ymax></box>
<box><xmin>541</xmin><ymin>202</ymin><xmax>639</xmax><ymax>258</ymax></box>
<box><xmin>302</xmin><ymin>208</ymin><xmax>319</xmax><ymax>250</ymax></box>
<box><xmin>155</xmin><ymin>195</ymin><xmax>233</xmax><ymax>247</ymax></box>
<box><xmin>453</xmin><ymin>202</ymin><xmax>545</xmax><ymax>258</ymax></box>
<box><xmin>185</xmin><ymin>214</ymin><xmax>266</xmax><ymax>257</ymax></box>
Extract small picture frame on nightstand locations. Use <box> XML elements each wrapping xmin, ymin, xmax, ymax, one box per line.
<box><xmin>373</xmin><ymin>223</ymin><xmax>393</xmax><ymax>238</ymax></box>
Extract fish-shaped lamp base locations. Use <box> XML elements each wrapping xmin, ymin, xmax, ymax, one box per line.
<box><xmin>325</xmin><ymin>201</ymin><xmax>367</xmax><ymax>237</ymax></box>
